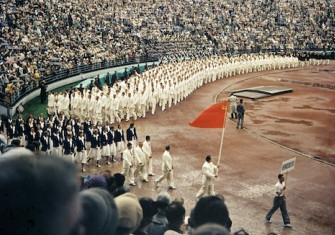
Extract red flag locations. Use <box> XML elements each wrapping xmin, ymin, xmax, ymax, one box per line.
<box><xmin>189</xmin><ymin>101</ymin><xmax>228</xmax><ymax>128</ymax></box>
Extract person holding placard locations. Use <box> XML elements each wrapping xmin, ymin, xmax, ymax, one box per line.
<box><xmin>265</xmin><ymin>174</ymin><xmax>292</xmax><ymax>228</ymax></box>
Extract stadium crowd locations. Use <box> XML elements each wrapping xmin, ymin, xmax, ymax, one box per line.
<box><xmin>1</xmin><ymin>0</ymin><xmax>334</xmax><ymax>98</ymax></box>
<box><xmin>0</xmin><ymin>154</ymin><xmax>237</xmax><ymax>235</ymax></box>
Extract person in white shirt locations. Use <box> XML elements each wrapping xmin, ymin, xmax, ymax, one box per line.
<box><xmin>138</xmin><ymin>90</ymin><xmax>148</xmax><ymax>118</ymax></box>
<box><xmin>196</xmin><ymin>155</ymin><xmax>218</xmax><ymax>199</ymax></box>
<box><xmin>265</xmin><ymin>174</ymin><xmax>292</xmax><ymax>228</ymax></box>
<box><xmin>125</xmin><ymin>93</ymin><xmax>137</xmax><ymax>121</ymax></box>
<box><xmin>110</xmin><ymin>94</ymin><xmax>121</xmax><ymax>123</ymax></box>
<box><xmin>133</xmin><ymin>141</ymin><xmax>148</xmax><ymax>183</ymax></box>
<box><xmin>154</xmin><ymin>145</ymin><xmax>175</xmax><ymax>189</ymax></box>
<box><xmin>121</xmin><ymin>142</ymin><xmax>135</xmax><ymax>186</ymax></box>
<box><xmin>228</xmin><ymin>94</ymin><xmax>238</xmax><ymax>119</ymax></box>
<box><xmin>79</xmin><ymin>93</ymin><xmax>87</xmax><ymax>120</ymax></box>
<box><xmin>47</xmin><ymin>92</ymin><xmax>55</xmax><ymax>115</ymax></box>
<box><xmin>60</xmin><ymin>92</ymin><xmax>70</xmax><ymax>117</ymax></box>
<box><xmin>143</xmin><ymin>135</ymin><xmax>154</xmax><ymax>176</ymax></box>
<box><xmin>150</xmin><ymin>88</ymin><xmax>158</xmax><ymax>115</ymax></box>
<box><xmin>70</xmin><ymin>92</ymin><xmax>78</xmax><ymax>117</ymax></box>
<box><xmin>118</xmin><ymin>92</ymin><xmax>127</xmax><ymax>121</ymax></box>
<box><xmin>94</xmin><ymin>96</ymin><xmax>103</xmax><ymax>125</ymax></box>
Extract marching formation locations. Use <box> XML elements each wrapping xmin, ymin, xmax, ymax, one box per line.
<box><xmin>3</xmin><ymin>53</ymin><xmax>328</xmax><ymax>173</ymax></box>
<box><xmin>3</xmin><ymin>112</ymin><xmax>147</xmax><ymax>172</ymax></box>
<box><xmin>46</xmin><ymin>54</ymin><xmax>314</xmax><ymax>124</ymax></box>
<box><xmin>2</xmin><ymin>110</ymin><xmax>178</xmax><ymax>189</ymax></box>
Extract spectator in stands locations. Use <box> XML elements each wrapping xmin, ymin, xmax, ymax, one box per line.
<box><xmin>1</xmin><ymin>0</ymin><xmax>334</xmax><ymax>107</ymax></box>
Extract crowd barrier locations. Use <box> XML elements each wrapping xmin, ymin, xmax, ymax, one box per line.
<box><xmin>0</xmin><ymin>55</ymin><xmax>159</xmax><ymax>116</ymax></box>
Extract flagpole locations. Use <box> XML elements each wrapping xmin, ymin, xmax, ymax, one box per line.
<box><xmin>217</xmin><ymin>105</ymin><xmax>228</xmax><ymax>166</ymax></box>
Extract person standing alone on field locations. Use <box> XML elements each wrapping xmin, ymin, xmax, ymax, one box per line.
<box><xmin>236</xmin><ymin>99</ymin><xmax>245</xmax><ymax>129</ymax></box>
<box><xmin>265</xmin><ymin>174</ymin><xmax>292</xmax><ymax>228</ymax></box>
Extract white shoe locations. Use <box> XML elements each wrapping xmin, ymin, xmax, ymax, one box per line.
<box><xmin>82</xmin><ymin>168</ymin><xmax>86</xmax><ymax>172</ymax></box>
<box><xmin>129</xmin><ymin>182</ymin><xmax>136</xmax><ymax>186</ymax></box>
<box><xmin>96</xmin><ymin>164</ymin><xmax>101</xmax><ymax>168</ymax></box>
<box><xmin>107</xmin><ymin>162</ymin><xmax>111</xmax><ymax>165</ymax></box>
<box><xmin>265</xmin><ymin>219</ymin><xmax>272</xmax><ymax>223</ymax></box>
<box><xmin>284</xmin><ymin>224</ymin><xmax>292</xmax><ymax>228</ymax></box>
<box><xmin>168</xmin><ymin>186</ymin><xmax>176</xmax><ymax>190</ymax></box>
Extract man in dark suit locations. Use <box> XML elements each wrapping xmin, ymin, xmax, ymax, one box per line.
<box><xmin>126</xmin><ymin>123</ymin><xmax>137</xmax><ymax>149</ymax></box>
<box><xmin>51</xmin><ymin>129</ymin><xmax>63</xmax><ymax>157</ymax></box>
<box><xmin>76</xmin><ymin>131</ymin><xmax>87</xmax><ymax>172</ymax></box>
<box><xmin>105</xmin><ymin>72</ymin><xmax>111</xmax><ymax>86</ymax></box>
<box><xmin>7</xmin><ymin>122</ymin><xmax>19</xmax><ymax>145</ymax></box>
<box><xmin>111</xmin><ymin>71</ymin><xmax>118</xmax><ymax>86</ymax></box>
<box><xmin>40</xmin><ymin>131</ymin><xmax>51</xmax><ymax>154</ymax></box>
<box><xmin>63</xmin><ymin>133</ymin><xmax>75</xmax><ymax>162</ymax></box>
<box><xmin>90</xmin><ymin>129</ymin><xmax>102</xmax><ymax>168</ymax></box>
<box><xmin>94</xmin><ymin>76</ymin><xmax>102</xmax><ymax>90</ymax></box>
<box><xmin>236</xmin><ymin>99</ymin><xmax>245</xmax><ymax>129</ymax></box>
<box><xmin>123</xmin><ymin>68</ymin><xmax>129</xmax><ymax>80</ymax></box>
<box><xmin>40</xmin><ymin>80</ymin><xmax>47</xmax><ymax>104</ymax></box>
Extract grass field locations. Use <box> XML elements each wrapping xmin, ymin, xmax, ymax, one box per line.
<box><xmin>15</xmin><ymin>81</ymin><xmax>82</xmax><ymax>119</ymax></box>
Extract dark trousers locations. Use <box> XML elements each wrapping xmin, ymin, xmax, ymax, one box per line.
<box><xmin>266</xmin><ymin>196</ymin><xmax>291</xmax><ymax>224</ymax></box>
<box><xmin>236</xmin><ymin>113</ymin><xmax>244</xmax><ymax>128</ymax></box>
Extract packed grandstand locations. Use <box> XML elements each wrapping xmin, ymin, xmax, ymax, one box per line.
<box><xmin>0</xmin><ymin>0</ymin><xmax>334</xmax><ymax>106</ymax></box>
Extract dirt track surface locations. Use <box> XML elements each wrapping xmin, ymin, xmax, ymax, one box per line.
<box><xmin>86</xmin><ymin>62</ymin><xmax>335</xmax><ymax>234</ymax></box>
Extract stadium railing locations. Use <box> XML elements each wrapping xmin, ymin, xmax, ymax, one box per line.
<box><xmin>0</xmin><ymin>55</ymin><xmax>159</xmax><ymax>109</ymax></box>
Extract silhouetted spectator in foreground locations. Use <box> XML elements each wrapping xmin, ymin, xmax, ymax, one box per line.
<box><xmin>148</xmin><ymin>191</ymin><xmax>172</xmax><ymax>235</ymax></box>
<box><xmin>0</xmin><ymin>155</ymin><xmax>82</xmax><ymax>235</ymax></box>
<box><xmin>80</xmin><ymin>170</ymin><xmax>113</xmax><ymax>192</ymax></box>
<box><xmin>193</xmin><ymin>223</ymin><xmax>230</xmax><ymax>235</ymax></box>
<box><xmin>115</xmin><ymin>192</ymin><xmax>143</xmax><ymax>235</ymax></box>
<box><xmin>79</xmin><ymin>188</ymin><xmax>119</xmax><ymax>235</ymax></box>
<box><xmin>159</xmin><ymin>201</ymin><xmax>186</xmax><ymax>235</ymax></box>
<box><xmin>189</xmin><ymin>195</ymin><xmax>232</xmax><ymax>232</ymax></box>
<box><xmin>112</xmin><ymin>173</ymin><xmax>127</xmax><ymax>196</ymax></box>
<box><xmin>134</xmin><ymin>197</ymin><xmax>158</xmax><ymax>235</ymax></box>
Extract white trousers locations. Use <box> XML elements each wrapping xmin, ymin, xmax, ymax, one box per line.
<box><xmin>196</xmin><ymin>184</ymin><xmax>215</xmax><ymax>199</ymax></box>
<box><xmin>156</xmin><ymin>170</ymin><xmax>174</xmax><ymax>187</ymax></box>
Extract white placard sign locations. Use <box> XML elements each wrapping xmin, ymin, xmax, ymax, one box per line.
<box><xmin>281</xmin><ymin>157</ymin><xmax>296</xmax><ymax>174</ymax></box>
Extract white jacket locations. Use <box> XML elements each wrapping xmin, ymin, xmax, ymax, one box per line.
<box><xmin>161</xmin><ymin>150</ymin><xmax>173</xmax><ymax>172</ymax></box>
<box><xmin>123</xmin><ymin>148</ymin><xmax>133</xmax><ymax>168</ymax></box>
<box><xmin>201</xmin><ymin>161</ymin><xmax>217</xmax><ymax>186</ymax></box>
